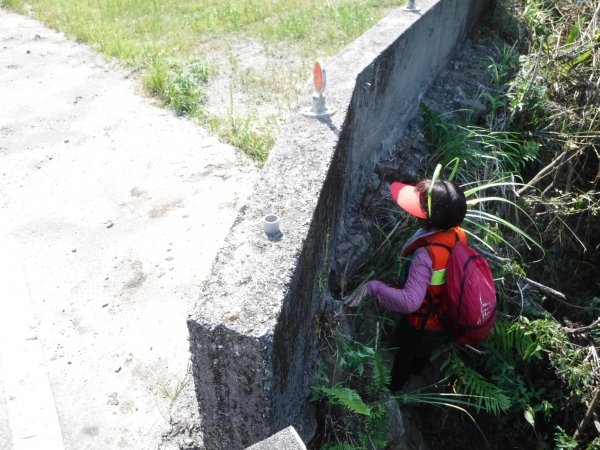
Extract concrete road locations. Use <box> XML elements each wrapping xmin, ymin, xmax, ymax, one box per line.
<box><xmin>0</xmin><ymin>9</ymin><xmax>258</xmax><ymax>449</ymax></box>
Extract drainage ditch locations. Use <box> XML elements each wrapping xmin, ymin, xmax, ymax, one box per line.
<box><xmin>312</xmin><ymin>19</ymin><xmax>515</xmax><ymax>450</ymax></box>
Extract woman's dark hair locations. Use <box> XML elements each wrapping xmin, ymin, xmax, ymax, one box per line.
<box><xmin>415</xmin><ymin>180</ymin><xmax>467</xmax><ymax>230</ymax></box>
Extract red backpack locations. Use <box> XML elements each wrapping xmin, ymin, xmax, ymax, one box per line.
<box><xmin>436</xmin><ymin>241</ymin><xmax>497</xmax><ymax>345</ymax></box>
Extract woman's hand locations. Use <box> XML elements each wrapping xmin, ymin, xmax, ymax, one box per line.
<box><xmin>344</xmin><ymin>283</ymin><xmax>369</xmax><ymax>308</ymax></box>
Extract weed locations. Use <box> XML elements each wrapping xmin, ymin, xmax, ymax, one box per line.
<box><xmin>165</xmin><ymin>60</ymin><xmax>209</xmax><ymax>115</ymax></box>
<box><xmin>437</xmin><ymin>348</ymin><xmax>512</xmax><ymax>415</ymax></box>
<box><xmin>311</xmin><ymin>330</ymin><xmax>393</xmax><ymax>448</ymax></box>
<box><xmin>157</xmin><ymin>361</ymin><xmax>192</xmax><ymax>409</ymax></box>
<box><xmin>150</xmin><ymin>361</ymin><xmax>193</xmax><ymax>426</ymax></box>
<box><xmin>421</xmin><ymin>104</ymin><xmax>540</xmax><ymax>174</ymax></box>
<box><xmin>2</xmin><ymin>0</ymin><xmax>24</xmax><ymax>10</ymax></box>
<box><xmin>204</xmin><ymin>111</ymin><xmax>275</xmax><ymax>163</ymax></box>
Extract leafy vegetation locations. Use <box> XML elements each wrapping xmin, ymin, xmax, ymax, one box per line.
<box><xmin>311</xmin><ymin>330</ymin><xmax>395</xmax><ymax>449</ymax></box>
<box><xmin>310</xmin><ymin>325</ymin><xmax>508</xmax><ymax>449</ymax></box>
<box><xmin>315</xmin><ymin>1</ymin><xmax>600</xmax><ymax>449</ymax></box>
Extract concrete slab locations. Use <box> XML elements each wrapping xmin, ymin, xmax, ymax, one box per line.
<box><xmin>245</xmin><ymin>426</ymin><xmax>306</xmax><ymax>450</ymax></box>
<box><xmin>0</xmin><ymin>356</ymin><xmax>14</xmax><ymax>450</ymax></box>
<box><xmin>0</xmin><ymin>9</ymin><xmax>258</xmax><ymax>450</ymax></box>
<box><xmin>0</xmin><ymin>232</ymin><xmax>65</xmax><ymax>450</ymax></box>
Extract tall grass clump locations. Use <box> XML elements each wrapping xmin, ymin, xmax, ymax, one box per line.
<box><xmin>2</xmin><ymin>0</ymin><xmax>24</xmax><ymax>10</ymax></box>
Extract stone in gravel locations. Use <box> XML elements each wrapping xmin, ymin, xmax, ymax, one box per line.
<box><xmin>107</xmin><ymin>392</ymin><xmax>119</xmax><ymax>405</ymax></box>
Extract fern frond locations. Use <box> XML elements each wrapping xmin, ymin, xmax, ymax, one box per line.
<box><xmin>365</xmin><ymin>404</ymin><xmax>390</xmax><ymax>445</ymax></box>
<box><xmin>315</xmin><ymin>386</ymin><xmax>371</xmax><ymax>416</ymax></box>
<box><xmin>370</xmin><ymin>353</ymin><xmax>391</xmax><ymax>391</ymax></box>
<box><xmin>490</xmin><ymin>318</ymin><xmax>534</xmax><ymax>357</ymax></box>
<box><xmin>451</xmin><ymin>359</ymin><xmax>512</xmax><ymax>415</ymax></box>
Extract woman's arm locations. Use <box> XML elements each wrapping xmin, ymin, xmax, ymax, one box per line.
<box><xmin>367</xmin><ymin>247</ymin><xmax>432</xmax><ymax>313</ymax></box>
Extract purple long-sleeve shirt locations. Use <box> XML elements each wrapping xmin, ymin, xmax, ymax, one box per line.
<box><xmin>367</xmin><ymin>247</ymin><xmax>432</xmax><ymax>313</ymax></box>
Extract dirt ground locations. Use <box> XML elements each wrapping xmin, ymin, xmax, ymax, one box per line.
<box><xmin>200</xmin><ymin>38</ymin><xmax>308</xmax><ymax>125</ymax></box>
<box><xmin>0</xmin><ymin>9</ymin><xmax>258</xmax><ymax>450</ymax></box>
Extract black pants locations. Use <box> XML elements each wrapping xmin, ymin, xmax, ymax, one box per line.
<box><xmin>389</xmin><ymin>319</ymin><xmax>450</xmax><ymax>392</ymax></box>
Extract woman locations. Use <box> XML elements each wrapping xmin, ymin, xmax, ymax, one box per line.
<box><xmin>344</xmin><ymin>179</ymin><xmax>468</xmax><ymax>391</ymax></box>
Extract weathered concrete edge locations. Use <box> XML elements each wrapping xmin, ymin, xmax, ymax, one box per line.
<box><xmin>187</xmin><ymin>1</ymin><xmax>489</xmax><ymax>448</ymax></box>
<box><xmin>245</xmin><ymin>426</ymin><xmax>306</xmax><ymax>450</ymax></box>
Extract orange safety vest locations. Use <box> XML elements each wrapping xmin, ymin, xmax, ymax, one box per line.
<box><xmin>401</xmin><ymin>227</ymin><xmax>467</xmax><ymax>331</ymax></box>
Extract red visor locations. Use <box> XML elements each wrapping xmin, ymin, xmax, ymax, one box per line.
<box><xmin>390</xmin><ymin>182</ymin><xmax>427</xmax><ymax>219</ymax></box>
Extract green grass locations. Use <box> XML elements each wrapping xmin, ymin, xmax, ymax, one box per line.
<box><xmin>2</xmin><ymin>0</ymin><xmax>407</xmax><ymax>161</ymax></box>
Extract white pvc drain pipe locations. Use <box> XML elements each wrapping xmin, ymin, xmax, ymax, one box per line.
<box><xmin>263</xmin><ymin>214</ymin><xmax>280</xmax><ymax>235</ymax></box>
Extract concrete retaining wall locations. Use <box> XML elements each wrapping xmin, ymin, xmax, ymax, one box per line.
<box><xmin>187</xmin><ymin>1</ymin><xmax>489</xmax><ymax>448</ymax></box>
